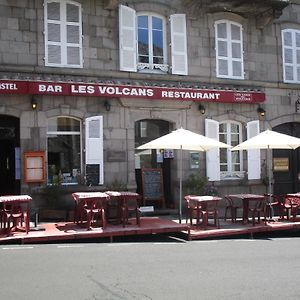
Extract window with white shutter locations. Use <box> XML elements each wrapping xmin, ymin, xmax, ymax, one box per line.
<box><xmin>44</xmin><ymin>0</ymin><xmax>82</xmax><ymax>68</ymax></box>
<box><xmin>85</xmin><ymin>116</ymin><xmax>104</xmax><ymax>185</ymax></box>
<box><xmin>215</xmin><ymin>20</ymin><xmax>244</xmax><ymax>79</ymax></box>
<box><xmin>282</xmin><ymin>29</ymin><xmax>300</xmax><ymax>83</ymax></box>
<box><xmin>247</xmin><ymin>120</ymin><xmax>260</xmax><ymax>180</ymax></box>
<box><xmin>119</xmin><ymin>5</ymin><xmax>187</xmax><ymax>75</ymax></box>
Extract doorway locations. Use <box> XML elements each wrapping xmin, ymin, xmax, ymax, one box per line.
<box><xmin>134</xmin><ymin>119</ymin><xmax>173</xmax><ymax>208</ymax></box>
<box><xmin>0</xmin><ymin>115</ymin><xmax>20</xmax><ymax>195</ymax></box>
<box><xmin>273</xmin><ymin>122</ymin><xmax>300</xmax><ymax>195</ymax></box>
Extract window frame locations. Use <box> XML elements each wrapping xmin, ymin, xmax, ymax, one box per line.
<box><xmin>136</xmin><ymin>12</ymin><xmax>168</xmax><ymax>73</ymax></box>
<box><xmin>282</xmin><ymin>28</ymin><xmax>300</xmax><ymax>83</ymax></box>
<box><xmin>219</xmin><ymin>121</ymin><xmax>244</xmax><ymax>180</ymax></box>
<box><xmin>46</xmin><ymin>116</ymin><xmax>82</xmax><ymax>185</ymax></box>
<box><xmin>44</xmin><ymin>0</ymin><xmax>83</xmax><ymax>68</ymax></box>
<box><xmin>215</xmin><ymin>20</ymin><xmax>244</xmax><ymax>80</ymax></box>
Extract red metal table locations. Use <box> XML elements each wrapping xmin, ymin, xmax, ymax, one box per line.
<box><xmin>184</xmin><ymin>195</ymin><xmax>222</xmax><ymax>229</ymax></box>
<box><xmin>72</xmin><ymin>192</ymin><xmax>110</xmax><ymax>230</ymax></box>
<box><xmin>227</xmin><ymin>194</ymin><xmax>265</xmax><ymax>224</ymax></box>
<box><xmin>0</xmin><ymin>195</ymin><xmax>32</xmax><ymax>236</ymax></box>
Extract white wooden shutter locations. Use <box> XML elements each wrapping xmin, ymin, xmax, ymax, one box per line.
<box><xmin>205</xmin><ymin>119</ymin><xmax>220</xmax><ymax>181</ymax></box>
<box><xmin>85</xmin><ymin>116</ymin><xmax>104</xmax><ymax>185</ymax></box>
<box><xmin>247</xmin><ymin>120</ymin><xmax>260</xmax><ymax>180</ymax></box>
<box><xmin>170</xmin><ymin>14</ymin><xmax>188</xmax><ymax>75</ymax></box>
<box><xmin>119</xmin><ymin>5</ymin><xmax>137</xmax><ymax>72</ymax></box>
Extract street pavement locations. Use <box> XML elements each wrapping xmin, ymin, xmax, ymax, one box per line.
<box><xmin>0</xmin><ymin>233</ymin><xmax>300</xmax><ymax>299</ymax></box>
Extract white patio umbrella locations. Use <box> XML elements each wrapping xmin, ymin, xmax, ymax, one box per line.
<box><xmin>137</xmin><ymin>128</ymin><xmax>231</xmax><ymax>222</ymax></box>
<box><xmin>231</xmin><ymin>129</ymin><xmax>300</xmax><ymax>216</ymax></box>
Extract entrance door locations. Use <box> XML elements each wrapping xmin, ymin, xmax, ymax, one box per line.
<box><xmin>135</xmin><ymin>120</ymin><xmax>172</xmax><ymax>208</ymax></box>
<box><xmin>273</xmin><ymin>123</ymin><xmax>300</xmax><ymax>195</ymax></box>
<box><xmin>0</xmin><ymin>115</ymin><xmax>20</xmax><ymax>195</ymax></box>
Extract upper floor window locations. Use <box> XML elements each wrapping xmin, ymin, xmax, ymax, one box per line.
<box><xmin>137</xmin><ymin>14</ymin><xmax>167</xmax><ymax>72</ymax></box>
<box><xmin>282</xmin><ymin>29</ymin><xmax>300</xmax><ymax>83</ymax></box>
<box><xmin>44</xmin><ymin>0</ymin><xmax>83</xmax><ymax>68</ymax></box>
<box><xmin>119</xmin><ymin>5</ymin><xmax>187</xmax><ymax>75</ymax></box>
<box><xmin>215</xmin><ymin>20</ymin><xmax>244</xmax><ymax>79</ymax></box>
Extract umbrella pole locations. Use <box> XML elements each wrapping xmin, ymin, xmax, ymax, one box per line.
<box><xmin>267</xmin><ymin>146</ymin><xmax>273</xmax><ymax>220</ymax></box>
<box><xmin>179</xmin><ymin>146</ymin><xmax>183</xmax><ymax>223</ymax></box>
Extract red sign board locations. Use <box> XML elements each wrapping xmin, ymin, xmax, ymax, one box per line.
<box><xmin>0</xmin><ymin>80</ymin><xmax>265</xmax><ymax>103</ymax></box>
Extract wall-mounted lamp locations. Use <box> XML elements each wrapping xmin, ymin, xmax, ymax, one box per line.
<box><xmin>104</xmin><ymin>100</ymin><xmax>111</xmax><ymax>112</ymax></box>
<box><xmin>257</xmin><ymin>105</ymin><xmax>265</xmax><ymax>117</ymax></box>
<box><xmin>198</xmin><ymin>104</ymin><xmax>205</xmax><ymax>114</ymax></box>
<box><xmin>31</xmin><ymin>97</ymin><xmax>37</xmax><ymax>110</ymax></box>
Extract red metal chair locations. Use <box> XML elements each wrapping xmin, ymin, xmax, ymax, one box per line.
<box><xmin>264</xmin><ymin>194</ymin><xmax>284</xmax><ymax>219</ymax></box>
<box><xmin>83</xmin><ymin>197</ymin><xmax>107</xmax><ymax>230</ymax></box>
<box><xmin>247</xmin><ymin>198</ymin><xmax>267</xmax><ymax>226</ymax></box>
<box><xmin>201</xmin><ymin>200</ymin><xmax>220</xmax><ymax>230</ymax></box>
<box><xmin>184</xmin><ymin>195</ymin><xmax>203</xmax><ymax>226</ymax></box>
<box><xmin>224</xmin><ymin>196</ymin><xmax>243</xmax><ymax>223</ymax></box>
<box><xmin>120</xmin><ymin>193</ymin><xmax>141</xmax><ymax>227</ymax></box>
<box><xmin>283</xmin><ymin>195</ymin><xmax>300</xmax><ymax>221</ymax></box>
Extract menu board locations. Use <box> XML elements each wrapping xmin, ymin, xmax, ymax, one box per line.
<box><xmin>86</xmin><ymin>164</ymin><xmax>100</xmax><ymax>186</ymax></box>
<box><xmin>141</xmin><ymin>168</ymin><xmax>164</xmax><ymax>207</ymax></box>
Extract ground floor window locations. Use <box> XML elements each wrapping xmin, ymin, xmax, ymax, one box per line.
<box><xmin>47</xmin><ymin>117</ymin><xmax>81</xmax><ymax>184</ymax></box>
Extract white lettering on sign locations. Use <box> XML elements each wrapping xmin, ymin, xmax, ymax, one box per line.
<box><xmin>71</xmin><ymin>85</ymin><xmax>95</xmax><ymax>94</ymax></box>
<box><xmin>98</xmin><ymin>86</ymin><xmax>154</xmax><ymax>97</ymax></box>
<box><xmin>161</xmin><ymin>90</ymin><xmax>221</xmax><ymax>100</ymax></box>
<box><xmin>38</xmin><ymin>84</ymin><xmax>63</xmax><ymax>93</ymax></box>
<box><xmin>0</xmin><ymin>83</ymin><xmax>18</xmax><ymax>90</ymax></box>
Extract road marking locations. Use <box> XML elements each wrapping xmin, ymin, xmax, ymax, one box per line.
<box><xmin>2</xmin><ymin>246</ymin><xmax>34</xmax><ymax>250</ymax></box>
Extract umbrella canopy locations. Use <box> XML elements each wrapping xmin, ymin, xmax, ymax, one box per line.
<box><xmin>231</xmin><ymin>129</ymin><xmax>300</xmax><ymax>151</ymax></box>
<box><xmin>137</xmin><ymin>128</ymin><xmax>231</xmax><ymax>222</ymax></box>
<box><xmin>137</xmin><ymin>128</ymin><xmax>231</xmax><ymax>151</ymax></box>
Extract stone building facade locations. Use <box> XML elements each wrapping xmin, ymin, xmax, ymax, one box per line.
<box><xmin>0</xmin><ymin>0</ymin><xmax>299</xmax><ymax>211</ymax></box>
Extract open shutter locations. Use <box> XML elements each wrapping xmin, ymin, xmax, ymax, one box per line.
<box><xmin>85</xmin><ymin>116</ymin><xmax>104</xmax><ymax>185</ymax></box>
<box><xmin>119</xmin><ymin>5</ymin><xmax>137</xmax><ymax>72</ymax></box>
<box><xmin>247</xmin><ymin>120</ymin><xmax>260</xmax><ymax>180</ymax></box>
<box><xmin>205</xmin><ymin>119</ymin><xmax>220</xmax><ymax>181</ymax></box>
<box><xmin>170</xmin><ymin>14</ymin><xmax>188</xmax><ymax>75</ymax></box>
<box><xmin>45</xmin><ymin>1</ymin><xmax>62</xmax><ymax>66</ymax></box>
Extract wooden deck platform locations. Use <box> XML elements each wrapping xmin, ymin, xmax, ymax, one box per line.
<box><xmin>1</xmin><ymin>216</ymin><xmax>300</xmax><ymax>244</ymax></box>
<box><xmin>0</xmin><ymin>217</ymin><xmax>188</xmax><ymax>244</ymax></box>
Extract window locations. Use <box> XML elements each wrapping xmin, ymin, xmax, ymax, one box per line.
<box><xmin>215</xmin><ymin>20</ymin><xmax>244</xmax><ymax>79</ymax></box>
<box><xmin>137</xmin><ymin>14</ymin><xmax>168</xmax><ymax>72</ymax></box>
<box><xmin>44</xmin><ymin>0</ymin><xmax>83</xmax><ymax>68</ymax></box>
<box><xmin>282</xmin><ymin>29</ymin><xmax>300</xmax><ymax>83</ymax></box>
<box><xmin>47</xmin><ymin>117</ymin><xmax>81</xmax><ymax>184</ymax></box>
<box><xmin>119</xmin><ymin>5</ymin><xmax>187</xmax><ymax>75</ymax></box>
<box><xmin>205</xmin><ymin>119</ymin><xmax>260</xmax><ymax>181</ymax></box>
<box><xmin>219</xmin><ymin>121</ymin><xmax>243</xmax><ymax>179</ymax></box>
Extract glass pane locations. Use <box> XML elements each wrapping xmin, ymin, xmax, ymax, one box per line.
<box><xmin>153</xmin><ymin>56</ymin><xmax>163</xmax><ymax>64</ymax></box>
<box><xmin>219</xmin><ymin>134</ymin><xmax>226</xmax><ymax>144</ymax></box>
<box><xmin>297</xmin><ymin>67</ymin><xmax>300</xmax><ymax>82</ymax></box>
<box><xmin>218</xmin><ymin>59</ymin><xmax>228</xmax><ymax>75</ymax></box>
<box><xmin>67</xmin><ymin>46</ymin><xmax>80</xmax><ymax>65</ymax></box>
<box><xmin>219</xmin><ymin>123</ymin><xmax>227</xmax><ymax>133</ymax></box>
<box><xmin>48</xmin><ymin>23</ymin><xmax>60</xmax><ymax>42</ymax></box>
<box><xmin>285</xmin><ymin>65</ymin><xmax>294</xmax><ymax>81</ymax></box>
<box><xmin>48</xmin><ymin>45</ymin><xmax>61</xmax><ymax>64</ymax></box>
<box><xmin>284</xmin><ymin>31</ymin><xmax>292</xmax><ymax>47</ymax></box>
<box><xmin>231</xmin><ymin>24</ymin><xmax>240</xmax><ymax>40</ymax></box>
<box><xmin>231</xmin><ymin>123</ymin><xmax>239</xmax><ymax>133</ymax></box>
<box><xmin>47</xmin><ymin>135</ymin><xmax>81</xmax><ymax>184</ymax></box>
<box><xmin>138</xmin><ymin>16</ymin><xmax>148</xmax><ymax>29</ymax></box>
<box><xmin>218</xmin><ymin>40</ymin><xmax>227</xmax><ymax>57</ymax></box>
<box><xmin>284</xmin><ymin>48</ymin><xmax>293</xmax><ymax>64</ymax></box>
<box><xmin>217</xmin><ymin>23</ymin><xmax>227</xmax><ymax>39</ymax></box>
<box><xmin>297</xmin><ymin>49</ymin><xmax>300</xmax><ymax>64</ymax></box>
<box><xmin>232</xmin><ymin>61</ymin><xmax>242</xmax><ymax>76</ymax></box>
<box><xmin>152</xmin><ymin>17</ymin><xmax>162</xmax><ymax>30</ymax></box>
<box><xmin>139</xmin><ymin>55</ymin><xmax>149</xmax><ymax>63</ymax></box>
<box><xmin>138</xmin><ymin>28</ymin><xmax>149</xmax><ymax>55</ymax></box>
<box><xmin>67</xmin><ymin>25</ymin><xmax>79</xmax><ymax>43</ymax></box>
<box><xmin>67</xmin><ymin>4</ymin><xmax>79</xmax><ymax>22</ymax></box>
<box><xmin>232</xmin><ymin>42</ymin><xmax>241</xmax><ymax>58</ymax></box>
<box><xmin>220</xmin><ymin>149</ymin><xmax>228</xmax><ymax>164</ymax></box>
<box><xmin>296</xmin><ymin>32</ymin><xmax>300</xmax><ymax>47</ymax></box>
<box><xmin>48</xmin><ymin>117</ymin><xmax>80</xmax><ymax>132</ymax></box>
<box><xmin>153</xmin><ymin>30</ymin><xmax>163</xmax><ymax>57</ymax></box>
<box><xmin>231</xmin><ymin>152</ymin><xmax>240</xmax><ymax>164</ymax></box>
<box><xmin>47</xmin><ymin>2</ymin><xmax>60</xmax><ymax>21</ymax></box>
